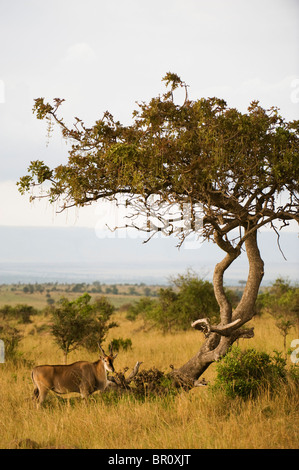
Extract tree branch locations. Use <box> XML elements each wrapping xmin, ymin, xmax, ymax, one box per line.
<box><xmin>106</xmin><ymin>361</ymin><xmax>143</xmax><ymax>390</ymax></box>
<box><xmin>191</xmin><ymin>317</ymin><xmax>241</xmax><ymax>337</ymax></box>
<box><xmin>125</xmin><ymin>361</ymin><xmax>143</xmax><ymax>383</ymax></box>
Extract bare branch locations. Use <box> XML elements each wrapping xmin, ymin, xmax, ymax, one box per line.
<box><xmin>270</xmin><ymin>221</ymin><xmax>287</xmax><ymax>261</ymax></box>
<box><xmin>125</xmin><ymin>361</ymin><xmax>143</xmax><ymax>384</ymax></box>
<box><xmin>191</xmin><ymin>317</ymin><xmax>241</xmax><ymax>337</ymax></box>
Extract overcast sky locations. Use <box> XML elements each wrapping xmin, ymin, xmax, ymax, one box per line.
<box><xmin>0</xmin><ymin>0</ymin><xmax>298</xmax><ymax>229</ymax></box>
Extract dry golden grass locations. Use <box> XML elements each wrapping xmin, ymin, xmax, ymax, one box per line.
<box><xmin>0</xmin><ymin>308</ymin><xmax>298</xmax><ymax>449</ymax></box>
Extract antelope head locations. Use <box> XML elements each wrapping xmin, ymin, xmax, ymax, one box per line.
<box><xmin>98</xmin><ymin>344</ymin><xmax>118</xmax><ymax>373</ymax></box>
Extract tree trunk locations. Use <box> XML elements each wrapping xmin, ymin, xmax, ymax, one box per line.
<box><xmin>176</xmin><ymin>229</ymin><xmax>264</xmax><ymax>382</ymax></box>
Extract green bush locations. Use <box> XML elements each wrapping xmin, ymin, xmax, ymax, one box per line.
<box><xmin>213</xmin><ymin>346</ymin><xmax>287</xmax><ymax>399</ymax></box>
<box><xmin>0</xmin><ymin>304</ymin><xmax>38</xmax><ymax>323</ymax></box>
<box><xmin>126</xmin><ymin>297</ymin><xmax>156</xmax><ymax>322</ymax></box>
<box><xmin>127</xmin><ymin>271</ymin><xmax>219</xmax><ymax>332</ymax></box>
<box><xmin>109</xmin><ymin>337</ymin><xmax>132</xmax><ymax>352</ymax></box>
<box><xmin>0</xmin><ymin>324</ymin><xmax>23</xmax><ymax>362</ymax></box>
<box><xmin>49</xmin><ymin>293</ymin><xmax>118</xmax><ymax>363</ymax></box>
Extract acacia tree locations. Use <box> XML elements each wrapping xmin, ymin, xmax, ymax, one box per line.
<box><xmin>258</xmin><ymin>278</ymin><xmax>299</xmax><ymax>354</ymax></box>
<box><xmin>18</xmin><ymin>73</ymin><xmax>299</xmax><ymax>383</ymax></box>
<box><xmin>50</xmin><ymin>293</ymin><xmax>117</xmax><ymax>364</ymax></box>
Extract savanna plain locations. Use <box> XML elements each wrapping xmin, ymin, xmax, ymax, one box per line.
<box><xmin>0</xmin><ymin>284</ymin><xmax>298</xmax><ymax>450</ymax></box>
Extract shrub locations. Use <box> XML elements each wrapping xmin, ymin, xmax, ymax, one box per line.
<box><xmin>49</xmin><ymin>293</ymin><xmax>118</xmax><ymax>363</ymax></box>
<box><xmin>109</xmin><ymin>337</ymin><xmax>132</xmax><ymax>352</ymax></box>
<box><xmin>126</xmin><ymin>271</ymin><xmax>219</xmax><ymax>332</ymax></box>
<box><xmin>288</xmin><ymin>364</ymin><xmax>299</xmax><ymax>383</ymax></box>
<box><xmin>0</xmin><ymin>324</ymin><xmax>23</xmax><ymax>362</ymax></box>
<box><xmin>15</xmin><ymin>304</ymin><xmax>38</xmax><ymax>323</ymax></box>
<box><xmin>126</xmin><ymin>297</ymin><xmax>157</xmax><ymax>322</ymax></box>
<box><xmin>0</xmin><ymin>304</ymin><xmax>37</xmax><ymax>323</ymax></box>
<box><xmin>213</xmin><ymin>346</ymin><xmax>287</xmax><ymax>399</ymax></box>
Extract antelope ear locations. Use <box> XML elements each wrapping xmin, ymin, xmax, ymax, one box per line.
<box><xmin>113</xmin><ymin>353</ymin><xmax>118</xmax><ymax>360</ymax></box>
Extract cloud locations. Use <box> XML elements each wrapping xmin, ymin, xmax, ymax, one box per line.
<box><xmin>193</xmin><ymin>75</ymin><xmax>299</xmax><ymax>120</ymax></box>
<box><xmin>0</xmin><ymin>80</ymin><xmax>5</xmax><ymax>103</ymax></box>
<box><xmin>0</xmin><ymin>180</ymin><xmax>137</xmax><ymax>231</ymax></box>
<box><xmin>0</xmin><ymin>180</ymin><xmax>97</xmax><ymax>227</ymax></box>
<box><xmin>64</xmin><ymin>42</ymin><xmax>97</xmax><ymax>63</ymax></box>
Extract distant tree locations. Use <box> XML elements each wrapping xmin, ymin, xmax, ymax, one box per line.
<box><xmin>50</xmin><ymin>294</ymin><xmax>93</xmax><ymax>363</ymax></box>
<box><xmin>126</xmin><ymin>297</ymin><xmax>156</xmax><ymax>323</ymax></box>
<box><xmin>108</xmin><ymin>337</ymin><xmax>132</xmax><ymax>352</ymax></box>
<box><xmin>0</xmin><ymin>305</ymin><xmax>14</xmax><ymax>319</ymax></box>
<box><xmin>111</xmin><ymin>285</ymin><xmax>119</xmax><ymax>295</ymax></box>
<box><xmin>91</xmin><ymin>281</ymin><xmax>102</xmax><ymax>293</ymax></box>
<box><xmin>0</xmin><ymin>324</ymin><xmax>23</xmax><ymax>362</ymax></box>
<box><xmin>18</xmin><ymin>72</ymin><xmax>299</xmax><ymax>381</ymax></box>
<box><xmin>224</xmin><ymin>288</ymin><xmax>241</xmax><ymax>310</ymax></box>
<box><xmin>128</xmin><ymin>272</ymin><xmax>219</xmax><ymax>332</ymax></box>
<box><xmin>27</xmin><ymin>284</ymin><xmax>34</xmax><ymax>294</ymax></box>
<box><xmin>34</xmin><ymin>283</ymin><xmax>44</xmax><ymax>293</ymax></box>
<box><xmin>128</xmin><ymin>286</ymin><xmax>138</xmax><ymax>296</ymax></box>
<box><xmin>71</xmin><ymin>283</ymin><xmax>86</xmax><ymax>293</ymax></box>
<box><xmin>258</xmin><ymin>278</ymin><xmax>299</xmax><ymax>354</ymax></box>
<box><xmin>143</xmin><ymin>286</ymin><xmax>152</xmax><ymax>297</ymax></box>
<box><xmin>49</xmin><ymin>293</ymin><xmax>117</xmax><ymax>363</ymax></box>
<box><xmin>0</xmin><ymin>304</ymin><xmax>37</xmax><ymax>324</ymax></box>
<box><xmin>105</xmin><ymin>285</ymin><xmax>119</xmax><ymax>295</ymax></box>
<box><xmin>82</xmin><ymin>296</ymin><xmax>118</xmax><ymax>352</ymax></box>
<box><xmin>14</xmin><ymin>304</ymin><xmax>37</xmax><ymax>324</ymax></box>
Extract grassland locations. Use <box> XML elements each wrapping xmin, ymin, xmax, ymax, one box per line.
<box><xmin>0</xmin><ymin>284</ymin><xmax>298</xmax><ymax>449</ymax></box>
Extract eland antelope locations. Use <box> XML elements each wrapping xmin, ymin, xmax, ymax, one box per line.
<box><xmin>31</xmin><ymin>345</ymin><xmax>117</xmax><ymax>406</ymax></box>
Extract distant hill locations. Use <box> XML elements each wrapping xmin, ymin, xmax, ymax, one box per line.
<box><xmin>0</xmin><ymin>226</ymin><xmax>298</xmax><ymax>285</ymax></box>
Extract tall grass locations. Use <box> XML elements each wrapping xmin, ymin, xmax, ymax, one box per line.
<box><xmin>0</xmin><ymin>310</ymin><xmax>298</xmax><ymax>449</ymax></box>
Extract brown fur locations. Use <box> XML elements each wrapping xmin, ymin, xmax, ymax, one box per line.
<box><xmin>32</xmin><ymin>354</ymin><xmax>116</xmax><ymax>406</ymax></box>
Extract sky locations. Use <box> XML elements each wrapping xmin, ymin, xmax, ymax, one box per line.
<box><xmin>0</xmin><ymin>0</ymin><xmax>298</xmax><ymax>239</ymax></box>
<box><xmin>0</xmin><ymin>0</ymin><xmax>298</xmax><ymax>227</ymax></box>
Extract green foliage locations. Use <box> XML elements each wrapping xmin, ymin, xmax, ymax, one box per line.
<box><xmin>257</xmin><ymin>277</ymin><xmax>299</xmax><ymax>348</ymax></box>
<box><xmin>213</xmin><ymin>346</ymin><xmax>287</xmax><ymax>399</ymax></box>
<box><xmin>131</xmin><ymin>368</ymin><xmax>179</xmax><ymax>400</ymax></box>
<box><xmin>126</xmin><ymin>297</ymin><xmax>156</xmax><ymax>322</ymax></box>
<box><xmin>288</xmin><ymin>364</ymin><xmax>299</xmax><ymax>383</ymax></box>
<box><xmin>17</xmin><ymin>160</ymin><xmax>53</xmax><ymax>195</ymax></box>
<box><xmin>71</xmin><ymin>283</ymin><xmax>87</xmax><ymax>293</ymax></box>
<box><xmin>162</xmin><ymin>72</ymin><xmax>185</xmax><ymax>91</ymax></box>
<box><xmin>15</xmin><ymin>304</ymin><xmax>37</xmax><ymax>323</ymax></box>
<box><xmin>49</xmin><ymin>293</ymin><xmax>117</xmax><ymax>362</ymax></box>
<box><xmin>0</xmin><ymin>324</ymin><xmax>23</xmax><ymax>362</ymax></box>
<box><xmin>127</xmin><ymin>272</ymin><xmax>219</xmax><ymax>332</ymax></box>
<box><xmin>0</xmin><ymin>304</ymin><xmax>38</xmax><ymax>324</ymax></box>
<box><xmin>108</xmin><ymin>337</ymin><xmax>132</xmax><ymax>352</ymax></box>
<box><xmin>18</xmin><ymin>74</ymin><xmax>298</xmax><ymax>249</ymax></box>
<box><xmin>82</xmin><ymin>296</ymin><xmax>118</xmax><ymax>352</ymax></box>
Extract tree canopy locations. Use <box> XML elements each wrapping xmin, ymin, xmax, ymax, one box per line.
<box><xmin>49</xmin><ymin>293</ymin><xmax>117</xmax><ymax>363</ymax></box>
<box><xmin>18</xmin><ymin>73</ymin><xmax>298</xmax><ymax>246</ymax></box>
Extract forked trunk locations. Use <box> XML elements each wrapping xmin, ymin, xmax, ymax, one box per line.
<box><xmin>176</xmin><ymin>230</ymin><xmax>264</xmax><ymax>382</ymax></box>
